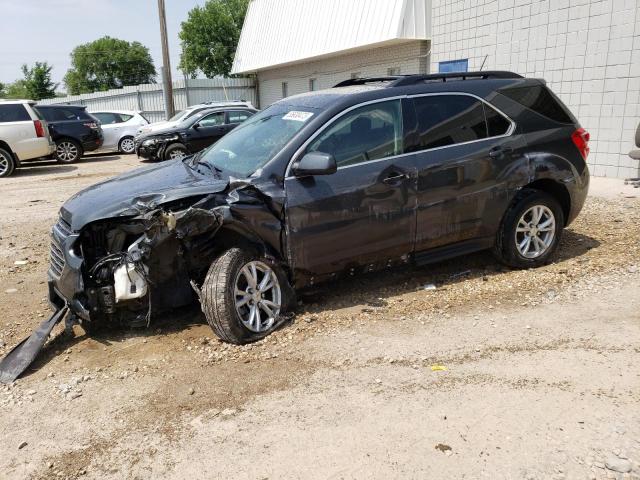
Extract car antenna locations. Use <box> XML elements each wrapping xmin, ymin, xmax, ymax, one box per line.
<box><xmin>479</xmin><ymin>55</ymin><xmax>488</xmax><ymax>71</ymax></box>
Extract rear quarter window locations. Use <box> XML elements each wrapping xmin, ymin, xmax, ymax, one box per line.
<box><xmin>500</xmin><ymin>85</ymin><xmax>574</xmax><ymax>124</ymax></box>
<box><xmin>0</xmin><ymin>104</ymin><xmax>31</xmax><ymax>122</ymax></box>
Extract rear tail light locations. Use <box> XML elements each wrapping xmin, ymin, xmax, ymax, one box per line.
<box><xmin>83</xmin><ymin>122</ymin><xmax>99</xmax><ymax>129</ymax></box>
<box><xmin>33</xmin><ymin>120</ymin><xmax>46</xmax><ymax>138</ymax></box>
<box><xmin>571</xmin><ymin>127</ymin><xmax>590</xmax><ymax>160</ymax></box>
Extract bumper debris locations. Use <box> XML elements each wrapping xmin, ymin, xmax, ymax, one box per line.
<box><xmin>0</xmin><ymin>307</ymin><xmax>68</xmax><ymax>384</ymax></box>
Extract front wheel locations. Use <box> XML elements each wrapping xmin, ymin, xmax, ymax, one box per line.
<box><xmin>55</xmin><ymin>139</ymin><xmax>82</xmax><ymax>163</ymax></box>
<box><xmin>164</xmin><ymin>143</ymin><xmax>188</xmax><ymax>161</ymax></box>
<box><xmin>493</xmin><ymin>189</ymin><xmax>564</xmax><ymax>269</ymax></box>
<box><xmin>200</xmin><ymin>248</ymin><xmax>286</xmax><ymax>344</ymax></box>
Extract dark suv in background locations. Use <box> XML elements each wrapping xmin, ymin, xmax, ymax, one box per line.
<box><xmin>135</xmin><ymin>106</ymin><xmax>257</xmax><ymax>161</ymax></box>
<box><xmin>49</xmin><ymin>71</ymin><xmax>589</xmax><ymax>344</ymax></box>
<box><xmin>35</xmin><ymin>105</ymin><xmax>103</xmax><ymax>163</ymax></box>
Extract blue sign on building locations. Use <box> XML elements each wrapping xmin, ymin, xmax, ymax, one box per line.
<box><xmin>439</xmin><ymin>59</ymin><xmax>469</xmax><ymax>73</ymax></box>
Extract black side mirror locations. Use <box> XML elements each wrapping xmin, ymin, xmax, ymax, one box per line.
<box><xmin>192</xmin><ymin>123</ymin><xmax>200</xmax><ymax>130</ymax></box>
<box><xmin>293</xmin><ymin>152</ymin><xmax>337</xmax><ymax>177</ymax></box>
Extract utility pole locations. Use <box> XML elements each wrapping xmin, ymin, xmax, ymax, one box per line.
<box><xmin>157</xmin><ymin>0</ymin><xmax>175</xmax><ymax>119</ymax></box>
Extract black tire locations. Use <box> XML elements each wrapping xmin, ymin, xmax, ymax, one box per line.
<box><xmin>200</xmin><ymin>248</ymin><xmax>289</xmax><ymax>344</ymax></box>
<box><xmin>493</xmin><ymin>188</ymin><xmax>564</xmax><ymax>269</ymax></box>
<box><xmin>55</xmin><ymin>138</ymin><xmax>83</xmax><ymax>164</ymax></box>
<box><xmin>118</xmin><ymin>136</ymin><xmax>135</xmax><ymax>154</ymax></box>
<box><xmin>163</xmin><ymin>143</ymin><xmax>189</xmax><ymax>161</ymax></box>
<box><xmin>0</xmin><ymin>147</ymin><xmax>16</xmax><ymax>178</ymax></box>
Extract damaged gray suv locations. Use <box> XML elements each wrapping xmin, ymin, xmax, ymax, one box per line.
<box><xmin>48</xmin><ymin>72</ymin><xmax>590</xmax><ymax>344</ymax></box>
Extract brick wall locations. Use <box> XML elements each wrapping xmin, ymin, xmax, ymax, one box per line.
<box><xmin>257</xmin><ymin>40</ymin><xmax>430</xmax><ymax>109</ymax></box>
<box><xmin>430</xmin><ymin>0</ymin><xmax>640</xmax><ymax>179</ymax></box>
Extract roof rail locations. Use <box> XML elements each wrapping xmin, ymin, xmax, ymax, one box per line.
<box><xmin>333</xmin><ymin>76</ymin><xmax>403</xmax><ymax>88</ymax></box>
<box><xmin>390</xmin><ymin>71</ymin><xmax>522</xmax><ymax>87</ymax></box>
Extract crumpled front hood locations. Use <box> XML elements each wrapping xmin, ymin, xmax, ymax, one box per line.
<box><xmin>137</xmin><ymin>123</ymin><xmax>183</xmax><ymax>141</ymax></box>
<box><xmin>138</xmin><ymin>120</ymin><xmax>180</xmax><ymax>135</ymax></box>
<box><xmin>60</xmin><ymin>160</ymin><xmax>229</xmax><ymax>231</ymax></box>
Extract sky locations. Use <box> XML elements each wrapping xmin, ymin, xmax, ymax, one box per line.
<box><xmin>0</xmin><ymin>0</ymin><xmax>206</xmax><ymax>88</ymax></box>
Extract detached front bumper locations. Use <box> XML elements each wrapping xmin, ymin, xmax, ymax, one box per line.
<box><xmin>47</xmin><ymin>218</ymin><xmax>90</xmax><ymax>320</ymax></box>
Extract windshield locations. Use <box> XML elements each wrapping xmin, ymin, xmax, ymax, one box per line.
<box><xmin>199</xmin><ymin>104</ymin><xmax>318</xmax><ymax>177</ymax></box>
<box><xmin>168</xmin><ymin>110</ymin><xmax>184</xmax><ymax>122</ymax></box>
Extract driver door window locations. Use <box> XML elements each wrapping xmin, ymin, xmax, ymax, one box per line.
<box><xmin>198</xmin><ymin>112</ymin><xmax>225</xmax><ymax>127</ymax></box>
<box><xmin>307</xmin><ymin>100</ymin><xmax>403</xmax><ymax>168</ymax></box>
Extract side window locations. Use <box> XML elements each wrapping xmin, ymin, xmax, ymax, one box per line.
<box><xmin>412</xmin><ymin>95</ymin><xmax>487</xmax><ymax>150</ymax></box>
<box><xmin>0</xmin><ymin>104</ymin><xmax>31</xmax><ymax>122</ymax></box>
<box><xmin>198</xmin><ymin>112</ymin><xmax>225</xmax><ymax>127</ymax></box>
<box><xmin>484</xmin><ymin>104</ymin><xmax>511</xmax><ymax>137</ymax></box>
<box><xmin>35</xmin><ymin>108</ymin><xmax>55</xmax><ymax>121</ymax></box>
<box><xmin>52</xmin><ymin>108</ymin><xmax>81</xmax><ymax>121</ymax></box>
<box><xmin>118</xmin><ymin>113</ymin><xmax>133</xmax><ymax>122</ymax></box>
<box><xmin>308</xmin><ymin>100</ymin><xmax>403</xmax><ymax>168</ymax></box>
<box><xmin>227</xmin><ymin>110</ymin><xmax>253</xmax><ymax>124</ymax></box>
<box><xmin>500</xmin><ymin>85</ymin><xmax>573</xmax><ymax>124</ymax></box>
<box><xmin>93</xmin><ymin>112</ymin><xmax>119</xmax><ymax>124</ymax></box>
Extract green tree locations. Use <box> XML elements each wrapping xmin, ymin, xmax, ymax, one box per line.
<box><xmin>0</xmin><ymin>82</ymin><xmax>5</xmax><ymax>97</ymax></box>
<box><xmin>22</xmin><ymin>62</ymin><xmax>58</xmax><ymax>100</ymax></box>
<box><xmin>1</xmin><ymin>80</ymin><xmax>29</xmax><ymax>99</ymax></box>
<box><xmin>179</xmin><ymin>0</ymin><xmax>249</xmax><ymax>78</ymax></box>
<box><xmin>64</xmin><ymin>36</ymin><xmax>156</xmax><ymax>94</ymax></box>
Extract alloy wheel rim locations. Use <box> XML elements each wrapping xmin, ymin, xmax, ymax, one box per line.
<box><xmin>234</xmin><ymin>261</ymin><xmax>281</xmax><ymax>333</ymax></box>
<box><xmin>515</xmin><ymin>205</ymin><xmax>556</xmax><ymax>258</ymax></box>
<box><xmin>121</xmin><ymin>138</ymin><xmax>135</xmax><ymax>153</ymax></box>
<box><xmin>169</xmin><ymin>149</ymin><xmax>186</xmax><ymax>159</ymax></box>
<box><xmin>57</xmin><ymin>142</ymin><xmax>78</xmax><ymax>161</ymax></box>
<box><xmin>0</xmin><ymin>152</ymin><xmax>9</xmax><ymax>175</ymax></box>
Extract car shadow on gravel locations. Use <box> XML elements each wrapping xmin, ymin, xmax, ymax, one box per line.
<box><xmin>296</xmin><ymin>229</ymin><xmax>601</xmax><ymax>310</ymax></box>
<box><xmin>20</xmin><ymin>305</ymin><xmax>205</xmax><ymax>380</ymax></box>
<box><xmin>16</xmin><ymin>230</ymin><xmax>600</xmax><ymax>379</ymax></box>
<box><xmin>81</xmin><ymin>153</ymin><xmax>128</xmax><ymax>162</ymax></box>
<box><xmin>12</xmin><ymin>161</ymin><xmax>78</xmax><ymax>177</ymax></box>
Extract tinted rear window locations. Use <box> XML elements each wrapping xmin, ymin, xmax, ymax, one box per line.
<box><xmin>500</xmin><ymin>85</ymin><xmax>573</xmax><ymax>124</ymax></box>
<box><xmin>484</xmin><ymin>104</ymin><xmax>511</xmax><ymax>137</ymax></box>
<box><xmin>412</xmin><ymin>95</ymin><xmax>487</xmax><ymax>150</ymax></box>
<box><xmin>39</xmin><ymin>107</ymin><xmax>90</xmax><ymax>122</ymax></box>
<box><xmin>0</xmin><ymin>104</ymin><xmax>31</xmax><ymax>122</ymax></box>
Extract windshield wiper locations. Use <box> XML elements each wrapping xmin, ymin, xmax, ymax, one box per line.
<box><xmin>194</xmin><ymin>157</ymin><xmax>223</xmax><ymax>177</ymax></box>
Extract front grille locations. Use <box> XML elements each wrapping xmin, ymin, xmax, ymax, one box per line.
<box><xmin>50</xmin><ymin>217</ymin><xmax>72</xmax><ymax>277</ymax></box>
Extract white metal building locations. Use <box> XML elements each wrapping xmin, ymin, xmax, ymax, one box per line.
<box><xmin>232</xmin><ymin>0</ymin><xmax>640</xmax><ymax>178</ymax></box>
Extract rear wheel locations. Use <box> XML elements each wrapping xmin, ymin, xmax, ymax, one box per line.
<box><xmin>0</xmin><ymin>147</ymin><xmax>16</xmax><ymax>177</ymax></box>
<box><xmin>164</xmin><ymin>143</ymin><xmax>188</xmax><ymax>161</ymax></box>
<box><xmin>118</xmin><ymin>136</ymin><xmax>135</xmax><ymax>154</ymax></box>
<box><xmin>200</xmin><ymin>248</ymin><xmax>286</xmax><ymax>344</ymax></box>
<box><xmin>55</xmin><ymin>139</ymin><xmax>82</xmax><ymax>163</ymax></box>
<box><xmin>493</xmin><ymin>189</ymin><xmax>564</xmax><ymax>268</ymax></box>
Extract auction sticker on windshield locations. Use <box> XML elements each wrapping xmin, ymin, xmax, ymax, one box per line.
<box><xmin>282</xmin><ymin>111</ymin><xmax>314</xmax><ymax>122</ymax></box>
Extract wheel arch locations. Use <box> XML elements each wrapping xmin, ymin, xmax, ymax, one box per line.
<box><xmin>161</xmin><ymin>141</ymin><xmax>189</xmax><ymax>160</ymax></box>
<box><xmin>520</xmin><ymin>179</ymin><xmax>571</xmax><ymax>226</ymax></box>
<box><xmin>0</xmin><ymin>140</ymin><xmax>17</xmax><ymax>163</ymax></box>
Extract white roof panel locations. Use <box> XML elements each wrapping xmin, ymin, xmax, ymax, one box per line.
<box><xmin>232</xmin><ymin>0</ymin><xmax>431</xmax><ymax>74</ymax></box>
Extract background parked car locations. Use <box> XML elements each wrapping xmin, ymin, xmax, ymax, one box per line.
<box><xmin>0</xmin><ymin>100</ymin><xmax>55</xmax><ymax>177</ymax></box>
<box><xmin>136</xmin><ymin>100</ymin><xmax>254</xmax><ymax>136</ymax></box>
<box><xmin>135</xmin><ymin>106</ymin><xmax>257</xmax><ymax>161</ymax></box>
<box><xmin>34</xmin><ymin>105</ymin><xmax>103</xmax><ymax>163</ymax></box>
<box><xmin>90</xmin><ymin>110</ymin><xmax>149</xmax><ymax>154</ymax></box>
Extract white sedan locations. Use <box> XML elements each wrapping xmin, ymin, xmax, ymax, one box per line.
<box><xmin>90</xmin><ymin>110</ymin><xmax>149</xmax><ymax>154</ymax></box>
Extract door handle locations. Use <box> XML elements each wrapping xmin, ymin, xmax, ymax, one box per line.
<box><xmin>489</xmin><ymin>146</ymin><xmax>514</xmax><ymax>158</ymax></box>
<box><xmin>382</xmin><ymin>172</ymin><xmax>409</xmax><ymax>184</ymax></box>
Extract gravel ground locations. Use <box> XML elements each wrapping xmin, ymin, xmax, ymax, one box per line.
<box><xmin>0</xmin><ymin>155</ymin><xmax>639</xmax><ymax>479</ymax></box>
